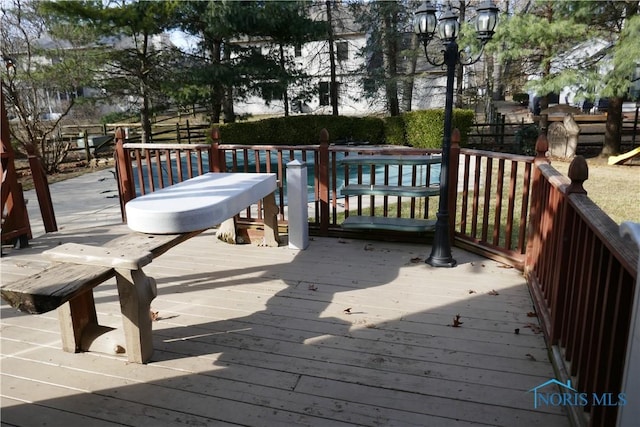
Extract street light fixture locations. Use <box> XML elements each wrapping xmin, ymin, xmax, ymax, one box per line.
<box><xmin>414</xmin><ymin>0</ymin><xmax>499</xmax><ymax>268</ymax></box>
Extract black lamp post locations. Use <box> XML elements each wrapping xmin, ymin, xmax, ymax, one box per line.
<box><xmin>414</xmin><ymin>0</ymin><xmax>499</xmax><ymax>268</ymax></box>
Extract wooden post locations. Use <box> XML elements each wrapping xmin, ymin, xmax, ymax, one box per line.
<box><xmin>26</xmin><ymin>143</ymin><xmax>57</xmax><ymax>233</ymax></box>
<box><xmin>1</xmin><ymin>83</ymin><xmax>32</xmax><ymax>247</ymax></box>
<box><xmin>524</xmin><ymin>134</ymin><xmax>550</xmax><ymax>270</ymax></box>
<box><xmin>318</xmin><ymin>128</ymin><xmax>330</xmax><ymax>236</ymax></box>
<box><xmin>83</xmin><ymin>130</ymin><xmax>91</xmax><ymax>161</ymax></box>
<box><xmin>114</xmin><ymin>128</ymin><xmax>135</xmax><ymax>222</ymax></box>
<box><xmin>448</xmin><ymin>129</ymin><xmax>461</xmax><ymax>244</ymax></box>
<box><xmin>210</xmin><ymin>126</ymin><xmax>223</xmax><ymax>172</ymax></box>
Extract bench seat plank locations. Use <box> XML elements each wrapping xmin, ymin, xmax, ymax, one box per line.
<box><xmin>342</xmin><ymin>216</ymin><xmax>436</xmax><ymax>232</ymax></box>
<box><xmin>44</xmin><ymin>243</ymin><xmax>153</xmax><ymax>270</ymax></box>
<box><xmin>0</xmin><ymin>231</ymin><xmax>202</xmax><ymax>315</ymax></box>
<box><xmin>125</xmin><ymin>172</ymin><xmax>277</xmax><ymax>234</ymax></box>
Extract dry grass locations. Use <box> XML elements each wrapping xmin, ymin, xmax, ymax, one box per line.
<box><xmin>551</xmin><ymin>158</ymin><xmax>640</xmax><ymax>225</ymax></box>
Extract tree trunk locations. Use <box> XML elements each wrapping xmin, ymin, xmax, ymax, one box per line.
<box><xmin>222</xmin><ymin>46</ymin><xmax>235</xmax><ymax>123</ymax></box>
<box><xmin>210</xmin><ymin>39</ymin><xmax>223</xmax><ymax>124</ymax></box>
<box><xmin>401</xmin><ymin>33</ymin><xmax>418</xmax><ymax>112</ymax></box>
<box><xmin>326</xmin><ymin>0</ymin><xmax>339</xmax><ymax>116</ymax></box>
<box><xmin>382</xmin><ymin>10</ymin><xmax>399</xmax><ymax>116</ymax></box>
<box><xmin>280</xmin><ymin>43</ymin><xmax>289</xmax><ymax>117</ymax></box>
<box><xmin>601</xmin><ymin>96</ymin><xmax>623</xmax><ymax>156</ymax></box>
<box><xmin>140</xmin><ymin>82</ymin><xmax>152</xmax><ymax>144</ymax></box>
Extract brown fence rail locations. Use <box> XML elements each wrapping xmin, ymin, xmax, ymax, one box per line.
<box><xmin>524</xmin><ymin>139</ymin><xmax>638</xmax><ymax>427</ymax></box>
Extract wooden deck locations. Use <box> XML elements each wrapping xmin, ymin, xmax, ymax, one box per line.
<box><xmin>1</xmin><ymin>225</ymin><xmax>570</xmax><ymax>426</ymax></box>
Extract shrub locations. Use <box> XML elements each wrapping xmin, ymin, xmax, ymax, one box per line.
<box><xmin>219</xmin><ymin>115</ymin><xmax>385</xmax><ymax>145</ymax></box>
<box><xmin>403</xmin><ymin>109</ymin><xmax>475</xmax><ymax>148</ymax></box>
<box><xmin>383</xmin><ymin>116</ymin><xmax>406</xmax><ymax>145</ymax></box>
<box><xmin>215</xmin><ymin>109</ymin><xmax>474</xmax><ymax>148</ymax></box>
<box><xmin>513</xmin><ymin>93</ymin><xmax>529</xmax><ymax>106</ymax></box>
<box><xmin>514</xmin><ymin>124</ymin><xmax>540</xmax><ymax>155</ymax></box>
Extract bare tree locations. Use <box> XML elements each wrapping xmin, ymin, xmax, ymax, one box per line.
<box><xmin>1</xmin><ymin>0</ymin><xmax>88</xmax><ymax>172</ymax></box>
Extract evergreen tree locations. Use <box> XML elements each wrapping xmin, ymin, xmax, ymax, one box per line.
<box><xmin>351</xmin><ymin>0</ymin><xmax>417</xmax><ymax>116</ymax></box>
<box><xmin>42</xmin><ymin>0</ymin><xmax>181</xmax><ymax>143</ymax></box>
<box><xmin>495</xmin><ymin>0</ymin><xmax>639</xmax><ymax>155</ymax></box>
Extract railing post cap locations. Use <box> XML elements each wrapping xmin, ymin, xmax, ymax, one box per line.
<box><xmin>567</xmin><ymin>155</ymin><xmax>588</xmax><ymax>194</ymax></box>
<box><xmin>319</xmin><ymin>128</ymin><xmax>329</xmax><ymax>143</ymax></box>
<box><xmin>287</xmin><ymin>159</ymin><xmax>306</xmax><ymax>168</ymax></box>
<box><xmin>534</xmin><ymin>134</ymin><xmax>550</xmax><ymax>164</ymax></box>
<box><xmin>211</xmin><ymin>126</ymin><xmax>220</xmax><ymax>140</ymax></box>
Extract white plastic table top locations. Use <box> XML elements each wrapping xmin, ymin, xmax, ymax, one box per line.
<box><xmin>125</xmin><ymin>172</ymin><xmax>277</xmax><ymax>234</ymax></box>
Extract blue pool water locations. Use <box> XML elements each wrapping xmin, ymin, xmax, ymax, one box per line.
<box><xmin>132</xmin><ymin>150</ymin><xmax>441</xmax><ymax>203</ymax></box>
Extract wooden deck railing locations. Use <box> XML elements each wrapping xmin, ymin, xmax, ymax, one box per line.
<box><xmin>114</xmin><ymin>126</ymin><xmax>534</xmax><ymax>259</ymax></box>
<box><xmin>524</xmin><ymin>137</ymin><xmax>638</xmax><ymax>427</ymax></box>
<box><xmin>114</xmin><ymin>127</ymin><xmax>638</xmax><ymax>427</ymax></box>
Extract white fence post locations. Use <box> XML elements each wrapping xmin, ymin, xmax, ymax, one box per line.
<box><xmin>618</xmin><ymin>222</ymin><xmax>640</xmax><ymax>427</ymax></box>
<box><xmin>286</xmin><ymin>160</ymin><xmax>309</xmax><ymax>250</ymax></box>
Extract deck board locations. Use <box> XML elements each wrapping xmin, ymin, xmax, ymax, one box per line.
<box><xmin>1</xmin><ymin>225</ymin><xmax>570</xmax><ymax>426</ymax></box>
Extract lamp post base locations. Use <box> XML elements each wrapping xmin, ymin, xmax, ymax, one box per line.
<box><xmin>426</xmin><ymin>213</ymin><xmax>457</xmax><ymax>268</ymax></box>
<box><xmin>425</xmin><ymin>254</ymin><xmax>457</xmax><ymax>268</ymax></box>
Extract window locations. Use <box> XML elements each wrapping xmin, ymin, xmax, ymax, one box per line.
<box><xmin>319</xmin><ymin>81</ymin><xmax>340</xmax><ymax>106</ymax></box>
<box><xmin>319</xmin><ymin>82</ymin><xmax>330</xmax><ymax>106</ymax></box>
<box><xmin>336</xmin><ymin>41</ymin><xmax>348</xmax><ymax>62</ymax></box>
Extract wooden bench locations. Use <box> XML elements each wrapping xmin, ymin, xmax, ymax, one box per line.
<box><xmin>339</xmin><ymin>155</ymin><xmax>440</xmax><ymax>233</ymax></box>
<box><xmin>1</xmin><ymin>172</ymin><xmax>280</xmax><ymax>363</ymax></box>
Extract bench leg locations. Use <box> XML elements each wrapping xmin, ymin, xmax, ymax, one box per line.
<box><xmin>217</xmin><ymin>217</ymin><xmax>238</xmax><ymax>244</ymax></box>
<box><xmin>115</xmin><ymin>268</ymin><xmax>157</xmax><ymax>363</ymax></box>
<box><xmin>261</xmin><ymin>192</ymin><xmax>280</xmax><ymax>247</ymax></box>
<box><xmin>58</xmin><ymin>291</ymin><xmax>98</xmax><ymax>353</ymax></box>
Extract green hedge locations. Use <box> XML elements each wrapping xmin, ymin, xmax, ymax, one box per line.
<box><xmin>216</xmin><ymin>109</ymin><xmax>474</xmax><ymax>148</ymax></box>
<box><xmin>403</xmin><ymin>109</ymin><xmax>475</xmax><ymax>149</ymax></box>
<box><xmin>219</xmin><ymin>115</ymin><xmax>384</xmax><ymax>145</ymax></box>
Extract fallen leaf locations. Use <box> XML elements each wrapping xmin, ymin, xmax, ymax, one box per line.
<box><xmin>514</xmin><ymin>328</ymin><xmax>520</xmax><ymax>335</ymax></box>
<box><xmin>487</xmin><ymin>289</ymin><xmax>499</xmax><ymax>296</ymax></box>
<box><xmin>451</xmin><ymin>314</ymin><xmax>463</xmax><ymax>327</ymax></box>
<box><xmin>150</xmin><ymin>310</ymin><xmax>160</xmax><ymax>321</ymax></box>
<box><xmin>410</xmin><ymin>257</ymin><xmax>423</xmax><ymax>263</ymax></box>
<box><xmin>525</xmin><ymin>353</ymin><xmax>537</xmax><ymax>361</ymax></box>
<box><xmin>343</xmin><ymin>307</ymin><xmax>352</xmax><ymax>314</ymax></box>
<box><xmin>498</xmin><ymin>264</ymin><xmax>513</xmax><ymax>269</ymax></box>
<box><xmin>468</xmin><ymin>289</ymin><xmax>476</xmax><ymax>294</ymax></box>
<box><xmin>308</xmin><ymin>284</ymin><xmax>318</xmax><ymax>291</ymax></box>
<box><xmin>364</xmin><ymin>244</ymin><xmax>374</xmax><ymax>251</ymax></box>
<box><xmin>526</xmin><ymin>311</ymin><xmax>537</xmax><ymax>317</ymax></box>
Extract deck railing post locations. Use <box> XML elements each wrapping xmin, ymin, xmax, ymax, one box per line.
<box><xmin>318</xmin><ymin>129</ymin><xmax>330</xmax><ymax>236</ymax></box>
<box><xmin>210</xmin><ymin>126</ymin><xmax>223</xmax><ymax>172</ymax></box>
<box><xmin>25</xmin><ymin>143</ymin><xmax>57</xmax><ymax>233</ymax></box>
<box><xmin>114</xmin><ymin>127</ymin><xmax>135</xmax><ymax>222</ymax></box>
<box><xmin>524</xmin><ymin>134</ymin><xmax>550</xmax><ymax>271</ymax></box>
<box><xmin>287</xmin><ymin>159</ymin><xmax>309</xmax><ymax>250</ymax></box>
<box><xmin>448</xmin><ymin>129</ymin><xmax>461</xmax><ymax>243</ymax></box>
